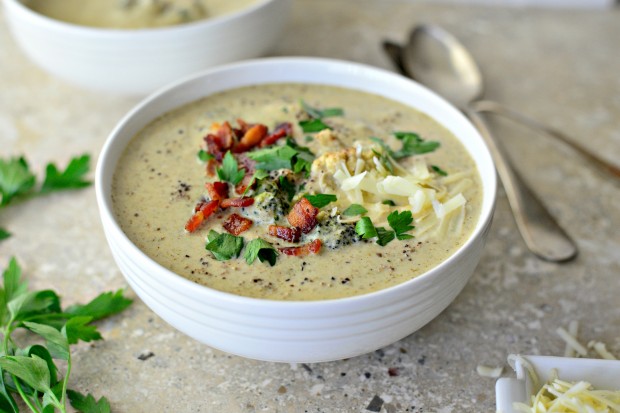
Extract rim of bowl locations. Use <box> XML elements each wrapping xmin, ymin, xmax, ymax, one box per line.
<box><xmin>5</xmin><ymin>0</ymin><xmax>281</xmax><ymax>37</ymax></box>
<box><xmin>95</xmin><ymin>56</ymin><xmax>497</xmax><ymax>310</ymax></box>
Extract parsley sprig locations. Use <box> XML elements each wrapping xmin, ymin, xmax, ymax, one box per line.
<box><xmin>216</xmin><ymin>152</ymin><xmax>245</xmax><ymax>185</ymax></box>
<box><xmin>0</xmin><ymin>257</ymin><xmax>132</xmax><ymax>413</ymax></box>
<box><xmin>0</xmin><ymin>155</ymin><xmax>92</xmax><ymax>241</ymax></box>
<box><xmin>299</xmin><ymin>100</ymin><xmax>344</xmax><ymax>134</ymax></box>
<box><xmin>355</xmin><ymin>210</ymin><xmax>415</xmax><ymax>246</ymax></box>
<box><xmin>247</xmin><ymin>139</ymin><xmax>315</xmax><ymax>176</ymax></box>
<box><xmin>371</xmin><ymin>131</ymin><xmax>440</xmax><ymax>162</ymax></box>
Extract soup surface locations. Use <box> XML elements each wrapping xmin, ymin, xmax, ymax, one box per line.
<box><xmin>25</xmin><ymin>0</ymin><xmax>258</xmax><ymax>29</ymax></box>
<box><xmin>112</xmin><ymin>84</ymin><xmax>482</xmax><ymax>300</ymax></box>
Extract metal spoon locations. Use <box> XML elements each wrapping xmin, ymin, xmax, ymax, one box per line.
<box><xmin>384</xmin><ymin>24</ymin><xmax>578</xmax><ymax>262</ymax></box>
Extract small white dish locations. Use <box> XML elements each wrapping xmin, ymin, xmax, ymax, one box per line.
<box><xmin>3</xmin><ymin>0</ymin><xmax>291</xmax><ymax>95</ymax></box>
<box><xmin>496</xmin><ymin>355</ymin><xmax>620</xmax><ymax>413</ymax></box>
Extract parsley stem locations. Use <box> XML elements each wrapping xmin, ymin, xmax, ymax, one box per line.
<box><xmin>13</xmin><ymin>379</ymin><xmax>41</xmax><ymax>413</ymax></box>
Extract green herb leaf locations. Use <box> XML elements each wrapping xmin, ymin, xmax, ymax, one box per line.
<box><xmin>63</xmin><ymin>316</ymin><xmax>101</xmax><ymax>345</ymax></box>
<box><xmin>0</xmin><ymin>156</ymin><xmax>36</xmax><ymax>206</ymax></box>
<box><xmin>431</xmin><ymin>165</ymin><xmax>448</xmax><ymax>176</ymax></box>
<box><xmin>355</xmin><ymin>217</ymin><xmax>378</xmax><ymax>239</ymax></box>
<box><xmin>23</xmin><ymin>322</ymin><xmax>70</xmax><ymax>361</ymax></box>
<box><xmin>217</xmin><ymin>151</ymin><xmax>245</xmax><ymax>185</ymax></box>
<box><xmin>40</xmin><ymin>154</ymin><xmax>91</xmax><ymax>193</ymax></box>
<box><xmin>67</xmin><ymin>390</ymin><xmax>111</xmax><ymax>413</ymax></box>
<box><xmin>300</xmin><ymin>100</ymin><xmax>344</xmax><ymax>119</ymax></box>
<box><xmin>342</xmin><ymin>204</ymin><xmax>368</xmax><ymax>216</ymax></box>
<box><xmin>23</xmin><ymin>345</ymin><xmax>59</xmax><ymax>387</ymax></box>
<box><xmin>0</xmin><ymin>228</ymin><xmax>10</xmax><ymax>241</ymax></box>
<box><xmin>205</xmin><ymin>231</ymin><xmax>244</xmax><ymax>261</ymax></box>
<box><xmin>303</xmin><ymin>193</ymin><xmax>337</xmax><ymax>208</ymax></box>
<box><xmin>369</xmin><ymin>139</ymin><xmax>395</xmax><ymax>174</ymax></box>
<box><xmin>0</xmin><ymin>355</ymin><xmax>51</xmax><ymax>393</ymax></box>
<box><xmin>197</xmin><ymin>150</ymin><xmax>214</xmax><ymax>162</ymax></box>
<box><xmin>244</xmin><ymin>239</ymin><xmax>278</xmax><ymax>266</ymax></box>
<box><xmin>376</xmin><ymin>227</ymin><xmax>396</xmax><ymax>246</ymax></box>
<box><xmin>382</xmin><ymin>200</ymin><xmax>396</xmax><ymax>206</ymax></box>
<box><xmin>278</xmin><ymin>176</ymin><xmax>297</xmax><ymax>202</ymax></box>
<box><xmin>387</xmin><ymin>210</ymin><xmax>415</xmax><ymax>240</ymax></box>
<box><xmin>65</xmin><ymin>289</ymin><xmax>133</xmax><ymax>322</ymax></box>
<box><xmin>242</xmin><ymin>169</ymin><xmax>269</xmax><ymax>196</ymax></box>
<box><xmin>247</xmin><ymin>140</ymin><xmax>315</xmax><ymax>176</ymax></box>
<box><xmin>392</xmin><ymin>131</ymin><xmax>440</xmax><ymax>158</ymax></box>
<box><xmin>299</xmin><ymin>119</ymin><xmax>331</xmax><ymax>133</ymax></box>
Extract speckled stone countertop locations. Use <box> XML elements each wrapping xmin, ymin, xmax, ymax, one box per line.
<box><xmin>1</xmin><ymin>1</ymin><xmax>619</xmax><ymax>412</ymax></box>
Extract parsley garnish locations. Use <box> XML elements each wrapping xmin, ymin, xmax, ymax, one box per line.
<box><xmin>371</xmin><ymin>132</ymin><xmax>440</xmax><ymax>161</ymax></box>
<box><xmin>299</xmin><ymin>119</ymin><xmax>331</xmax><ymax>133</ymax></box>
<box><xmin>0</xmin><ymin>155</ymin><xmax>92</xmax><ymax>241</ymax></box>
<box><xmin>387</xmin><ymin>210</ymin><xmax>415</xmax><ymax>240</ymax></box>
<box><xmin>300</xmin><ymin>100</ymin><xmax>344</xmax><ymax>119</ymax></box>
<box><xmin>342</xmin><ymin>204</ymin><xmax>368</xmax><ymax>216</ymax></box>
<box><xmin>205</xmin><ymin>230</ymin><xmax>244</xmax><ymax>261</ymax></box>
<box><xmin>247</xmin><ymin>139</ymin><xmax>315</xmax><ymax>176</ymax></box>
<box><xmin>354</xmin><ymin>211</ymin><xmax>415</xmax><ymax>246</ymax></box>
<box><xmin>244</xmin><ymin>238</ymin><xmax>278</xmax><ymax>266</ymax></box>
<box><xmin>0</xmin><ymin>257</ymin><xmax>132</xmax><ymax>413</ymax></box>
<box><xmin>431</xmin><ymin>165</ymin><xmax>448</xmax><ymax>176</ymax></box>
<box><xmin>303</xmin><ymin>193</ymin><xmax>337</xmax><ymax>208</ymax></box>
<box><xmin>197</xmin><ymin>149</ymin><xmax>214</xmax><ymax>162</ymax></box>
<box><xmin>217</xmin><ymin>151</ymin><xmax>245</xmax><ymax>185</ymax></box>
<box><xmin>242</xmin><ymin>169</ymin><xmax>269</xmax><ymax>196</ymax></box>
<box><xmin>382</xmin><ymin>200</ymin><xmax>396</xmax><ymax>206</ymax></box>
<box><xmin>279</xmin><ymin>176</ymin><xmax>297</xmax><ymax>202</ymax></box>
<box><xmin>355</xmin><ymin>217</ymin><xmax>378</xmax><ymax>239</ymax></box>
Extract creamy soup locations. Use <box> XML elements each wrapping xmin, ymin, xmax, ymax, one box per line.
<box><xmin>25</xmin><ymin>0</ymin><xmax>258</xmax><ymax>29</ymax></box>
<box><xmin>112</xmin><ymin>84</ymin><xmax>482</xmax><ymax>301</ymax></box>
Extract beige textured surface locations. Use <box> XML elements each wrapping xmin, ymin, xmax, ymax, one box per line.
<box><xmin>1</xmin><ymin>1</ymin><xmax>619</xmax><ymax>412</ymax></box>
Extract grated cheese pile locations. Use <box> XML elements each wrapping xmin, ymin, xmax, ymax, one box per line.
<box><xmin>512</xmin><ymin>374</ymin><xmax>620</xmax><ymax>413</ymax></box>
<box><xmin>311</xmin><ymin>140</ymin><xmax>473</xmax><ymax>238</ymax></box>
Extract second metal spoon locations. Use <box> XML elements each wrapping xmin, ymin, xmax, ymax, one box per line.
<box><xmin>384</xmin><ymin>24</ymin><xmax>578</xmax><ymax>262</ymax></box>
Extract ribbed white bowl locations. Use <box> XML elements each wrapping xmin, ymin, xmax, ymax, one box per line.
<box><xmin>3</xmin><ymin>0</ymin><xmax>290</xmax><ymax>95</ymax></box>
<box><xmin>95</xmin><ymin>57</ymin><xmax>497</xmax><ymax>362</ymax></box>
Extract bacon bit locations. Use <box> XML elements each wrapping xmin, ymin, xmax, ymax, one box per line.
<box><xmin>185</xmin><ymin>200</ymin><xmax>219</xmax><ymax>232</ymax></box>
<box><xmin>205</xmin><ymin>181</ymin><xmax>229</xmax><ymax>201</ymax></box>
<box><xmin>233</xmin><ymin>118</ymin><xmax>252</xmax><ymax>138</ymax></box>
<box><xmin>206</xmin><ymin>159</ymin><xmax>217</xmax><ymax>177</ymax></box>
<box><xmin>233</xmin><ymin>124</ymin><xmax>268</xmax><ymax>153</ymax></box>
<box><xmin>234</xmin><ymin>173</ymin><xmax>255</xmax><ymax>195</ymax></box>
<box><xmin>268</xmin><ymin>225</ymin><xmax>301</xmax><ymax>243</ymax></box>
<box><xmin>220</xmin><ymin>197</ymin><xmax>255</xmax><ymax>208</ymax></box>
<box><xmin>222</xmin><ymin>213</ymin><xmax>253</xmax><ymax>235</ymax></box>
<box><xmin>279</xmin><ymin>239</ymin><xmax>322</xmax><ymax>256</ymax></box>
<box><xmin>204</xmin><ymin>121</ymin><xmax>235</xmax><ymax>160</ymax></box>
<box><xmin>260</xmin><ymin>122</ymin><xmax>292</xmax><ymax>147</ymax></box>
<box><xmin>287</xmin><ymin>197</ymin><xmax>319</xmax><ymax>234</ymax></box>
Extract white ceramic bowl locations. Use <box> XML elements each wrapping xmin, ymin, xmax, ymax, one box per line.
<box><xmin>3</xmin><ymin>0</ymin><xmax>291</xmax><ymax>95</ymax></box>
<box><xmin>496</xmin><ymin>355</ymin><xmax>620</xmax><ymax>413</ymax></box>
<box><xmin>95</xmin><ymin>57</ymin><xmax>497</xmax><ymax>363</ymax></box>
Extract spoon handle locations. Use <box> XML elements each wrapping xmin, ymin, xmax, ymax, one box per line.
<box><xmin>464</xmin><ymin>106</ymin><xmax>578</xmax><ymax>262</ymax></box>
<box><xmin>472</xmin><ymin>100</ymin><xmax>620</xmax><ymax>179</ymax></box>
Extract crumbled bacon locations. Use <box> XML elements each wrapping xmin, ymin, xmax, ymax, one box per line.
<box><xmin>205</xmin><ymin>181</ymin><xmax>229</xmax><ymax>201</ymax></box>
<box><xmin>185</xmin><ymin>200</ymin><xmax>219</xmax><ymax>233</ymax></box>
<box><xmin>279</xmin><ymin>239</ymin><xmax>322</xmax><ymax>256</ymax></box>
<box><xmin>287</xmin><ymin>197</ymin><xmax>319</xmax><ymax>234</ymax></box>
<box><xmin>204</xmin><ymin>121</ymin><xmax>235</xmax><ymax>161</ymax></box>
<box><xmin>233</xmin><ymin>124</ymin><xmax>268</xmax><ymax>153</ymax></box>
<box><xmin>220</xmin><ymin>197</ymin><xmax>255</xmax><ymax>208</ymax></box>
<box><xmin>206</xmin><ymin>159</ymin><xmax>217</xmax><ymax>177</ymax></box>
<box><xmin>268</xmin><ymin>225</ymin><xmax>301</xmax><ymax>243</ymax></box>
<box><xmin>234</xmin><ymin>173</ymin><xmax>256</xmax><ymax>195</ymax></box>
<box><xmin>260</xmin><ymin>122</ymin><xmax>293</xmax><ymax>147</ymax></box>
<box><xmin>222</xmin><ymin>213</ymin><xmax>253</xmax><ymax>235</ymax></box>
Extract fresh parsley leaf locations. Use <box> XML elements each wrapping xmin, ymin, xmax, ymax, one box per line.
<box><xmin>63</xmin><ymin>316</ymin><xmax>101</xmax><ymax>344</ymax></box>
<box><xmin>303</xmin><ymin>193</ymin><xmax>337</xmax><ymax>208</ymax></box>
<box><xmin>205</xmin><ymin>231</ymin><xmax>244</xmax><ymax>261</ymax></box>
<box><xmin>247</xmin><ymin>140</ymin><xmax>315</xmax><ymax>176</ymax></box>
<box><xmin>355</xmin><ymin>217</ymin><xmax>378</xmax><ymax>239</ymax></box>
<box><xmin>342</xmin><ymin>204</ymin><xmax>368</xmax><ymax>216</ymax></box>
<box><xmin>300</xmin><ymin>100</ymin><xmax>344</xmax><ymax>119</ymax></box>
<box><xmin>65</xmin><ymin>289</ymin><xmax>133</xmax><ymax>322</ymax></box>
<box><xmin>279</xmin><ymin>176</ymin><xmax>297</xmax><ymax>202</ymax></box>
<box><xmin>217</xmin><ymin>151</ymin><xmax>245</xmax><ymax>185</ymax></box>
<box><xmin>376</xmin><ymin>227</ymin><xmax>396</xmax><ymax>246</ymax></box>
<box><xmin>0</xmin><ymin>228</ymin><xmax>10</xmax><ymax>241</ymax></box>
<box><xmin>244</xmin><ymin>239</ymin><xmax>278</xmax><ymax>266</ymax></box>
<box><xmin>40</xmin><ymin>154</ymin><xmax>91</xmax><ymax>193</ymax></box>
<box><xmin>22</xmin><ymin>322</ymin><xmax>69</xmax><ymax>361</ymax></box>
<box><xmin>197</xmin><ymin>149</ymin><xmax>214</xmax><ymax>162</ymax></box>
<box><xmin>392</xmin><ymin>131</ymin><xmax>440</xmax><ymax>158</ymax></box>
<box><xmin>369</xmin><ymin>139</ymin><xmax>395</xmax><ymax>174</ymax></box>
<box><xmin>0</xmin><ymin>156</ymin><xmax>36</xmax><ymax>206</ymax></box>
<box><xmin>431</xmin><ymin>165</ymin><xmax>448</xmax><ymax>176</ymax></box>
<box><xmin>242</xmin><ymin>169</ymin><xmax>269</xmax><ymax>196</ymax></box>
<box><xmin>67</xmin><ymin>389</ymin><xmax>111</xmax><ymax>413</ymax></box>
<box><xmin>299</xmin><ymin>119</ymin><xmax>331</xmax><ymax>133</ymax></box>
<box><xmin>382</xmin><ymin>200</ymin><xmax>396</xmax><ymax>206</ymax></box>
<box><xmin>387</xmin><ymin>210</ymin><xmax>415</xmax><ymax>240</ymax></box>
<box><xmin>0</xmin><ymin>355</ymin><xmax>52</xmax><ymax>393</ymax></box>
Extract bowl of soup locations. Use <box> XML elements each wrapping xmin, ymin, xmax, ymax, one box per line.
<box><xmin>96</xmin><ymin>57</ymin><xmax>497</xmax><ymax>362</ymax></box>
<box><xmin>3</xmin><ymin>0</ymin><xmax>291</xmax><ymax>95</ymax></box>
